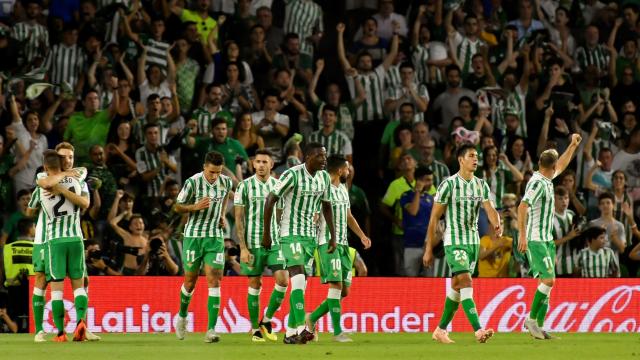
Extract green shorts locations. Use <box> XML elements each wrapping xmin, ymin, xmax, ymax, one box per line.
<box><xmin>32</xmin><ymin>243</ymin><xmax>47</xmax><ymax>273</ymax></box>
<box><xmin>444</xmin><ymin>244</ymin><xmax>479</xmax><ymax>276</ymax></box>
<box><xmin>317</xmin><ymin>244</ymin><xmax>353</xmax><ymax>286</ymax></box>
<box><xmin>46</xmin><ymin>238</ymin><xmax>85</xmax><ymax>281</ymax></box>
<box><xmin>182</xmin><ymin>237</ymin><xmax>225</xmax><ymax>272</ymax></box>
<box><xmin>526</xmin><ymin>241</ymin><xmax>556</xmax><ymax>279</ymax></box>
<box><xmin>240</xmin><ymin>245</ymin><xmax>286</xmax><ymax>276</ymax></box>
<box><xmin>280</xmin><ymin>236</ymin><xmax>316</xmax><ymax>271</ymax></box>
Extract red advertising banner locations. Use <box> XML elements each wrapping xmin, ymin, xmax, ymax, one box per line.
<box><xmin>29</xmin><ymin>277</ymin><xmax>640</xmax><ymax>333</ymax></box>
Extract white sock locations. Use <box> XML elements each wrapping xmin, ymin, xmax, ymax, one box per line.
<box><xmin>208</xmin><ymin>287</ymin><xmax>221</xmax><ymax>297</ymax></box>
<box><xmin>248</xmin><ymin>287</ymin><xmax>261</xmax><ymax>296</ymax></box>
<box><xmin>537</xmin><ymin>283</ymin><xmax>552</xmax><ymax>295</ymax></box>
<box><xmin>181</xmin><ymin>284</ymin><xmax>193</xmax><ymax>297</ymax></box>
<box><xmin>291</xmin><ymin>274</ymin><xmax>305</xmax><ymax>291</ymax></box>
<box><xmin>460</xmin><ymin>287</ymin><xmax>473</xmax><ymax>301</ymax></box>
<box><xmin>328</xmin><ymin>288</ymin><xmax>342</xmax><ymax>300</ymax></box>
<box><xmin>73</xmin><ymin>288</ymin><xmax>87</xmax><ymax>298</ymax></box>
<box><xmin>33</xmin><ymin>287</ymin><xmax>45</xmax><ymax>297</ymax></box>
<box><xmin>447</xmin><ymin>288</ymin><xmax>461</xmax><ymax>302</ymax></box>
<box><xmin>51</xmin><ymin>290</ymin><xmax>63</xmax><ymax>301</ymax></box>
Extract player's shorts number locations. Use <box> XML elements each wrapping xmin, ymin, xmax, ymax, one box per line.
<box><xmin>186</xmin><ymin>250</ymin><xmax>196</xmax><ymax>262</ymax></box>
<box><xmin>289</xmin><ymin>242</ymin><xmax>302</xmax><ymax>255</ymax></box>
<box><xmin>453</xmin><ymin>250</ymin><xmax>468</xmax><ymax>262</ymax></box>
<box><xmin>330</xmin><ymin>258</ymin><xmax>341</xmax><ymax>271</ymax></box>
<box><xmin>543</xmin><ymin>256</ymin><xmax>553</xmax><ymax>269</ymax></box>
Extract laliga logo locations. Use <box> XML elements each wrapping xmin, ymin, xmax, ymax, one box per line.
<box><xmin>479</xmin><ymin>285</ymin><xmax>640</xmax><ymax>332</ymax></box>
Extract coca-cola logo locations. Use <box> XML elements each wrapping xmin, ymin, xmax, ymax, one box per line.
<box><xmin>479</xmin><ymin>285</ymin><xmax>640</xmax><ymax>332</ymax></box>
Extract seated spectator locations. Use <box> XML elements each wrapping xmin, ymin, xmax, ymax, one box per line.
<box><xmin>577</xmin><ymin>226</ymin><xmax>620</xmax><ymax>278</ymax></box>
<box><xmin>400</xmin><ymin>166</ymin><xmax>434</xmax><ymax>276</ymax></box>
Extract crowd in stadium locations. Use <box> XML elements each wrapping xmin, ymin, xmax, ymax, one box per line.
<box><xmin>1</xmin><ymin>0</ymin><xmax>640</xmax><ymax>333</ymax></box>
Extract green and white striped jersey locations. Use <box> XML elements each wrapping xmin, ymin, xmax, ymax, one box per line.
<box><xmin>346</xmin><ymin>65</ymin><xmax>386</xmax><ymax>122</ymax></box>
<box><xmin>575</xmin><ymin>44</ymin><xmax>610</xmax><ymax>73</ymax></box>
<box><xmin>178</xmin><ymin>172</ymin><xmax>232</xmax><ymax>238</ymax></box>
<box><xmin>29</xmin><ymin>168</ymin><xmax>88</xmax><ymax>244</ymax></box>
<box><xmin>32</xmin><ymin>177</ymin><xmax>87</xmax><ymax>241</ymax></box>
<box><xmin>12</xmin><ymin>21</ymin><xmax>49</xmax><ymax>64</ymax></box>
<box><xmin>522</xmin><ymin>172</ymin><xmax>555</xmax><ymax>242</ymax></box>
<box><xmin>412</xmin><ymin>44</ymin><xmax>444</xmax><ymax>85</ymax></box>
<box><xmin>384</xmin><ymin>64</ymin><xmax>401</xmax><ymax>90</ymax></box>
<box><xmin>386</xmin><ymin>83</ymin><xmax>430</xmax><ymax>122</ymax></box>
<box><xmin>434</xmin><ymin>174</ymin><xmax>491</xmax><ymax>246</ymax></box>
<box><xmin>234</xmin><ymin>175</ymin><xmax>281</xmax><ymax>248</ymax></box>
<box><xmin>451</xmin><ymin>33</ymin><xmax>484</xmax><ymax>76</ymax></box>
<box><xmin>314</xmin><ymin>100</ymin><xmax>355</xmax><ymax>140</ymax></box>
<box><xmin>476</xmin><ymin>163</ymin><xmax>513</xmax><ymax>209</ymax></box>
<box><xmin>577</xmin><ymin>247</ymin><xmax>620</xmax><ymax>278</ymax></box>
<box><xmin>135</xmin><ymin>146</ymin><xmax>176</xmax><ymax>197</ymax></box>
<box><xmin>308</xmin><ymin>129</ymin><xmax>352</xmax><ymax>157</ymax></box>
<box><xmin>273</xmin><ymin>164</ymin><xmax>331</xmax><ymax>238</ymax></box>
<box><xmin>318</xmin><ymin>183</ymin><xmax>350</xmax><ymax>246</ymax></box>
<box><xmin>284</xmin><ymin>0</ymin><xmax>323</xmax><ymax>56</ymax></box>
<box><xmin>553</xmin><ymin>209</ymin><xmax>577</xmax><ymax>275</ymax></box>
<box><xmin>426</xmin><ymin>160</ymin><xmax>450</xmax><ymax>188</ymax></box>
<box><xmin>493</xmin><ymin>85</ymin><xmax>528</xmax><ymax>138</ymax></box>
<box><xmin>191</xmin><ymin>105</ymin><xmax>222</xmax><ymax>135</ymax></box>
<box><xmin>133</xmin><ymin>115</ymin><xmax>171</xmax><ymax>145</ymax></box>
<box><xmin>44</xmin><ymin>43</ymin><xmax>86</xmax><ymax>92</ymax></box>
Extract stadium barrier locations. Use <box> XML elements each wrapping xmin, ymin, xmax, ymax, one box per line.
<box><xmin>29</xmin><ymin>277</ymin><xmax>640</xmax><ymax>333</ymax></box>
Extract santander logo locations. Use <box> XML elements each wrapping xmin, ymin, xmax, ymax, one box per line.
<box><xmin>479</xmin><ymin>285</ymin><xmax>640</xmax><ymax>332</ymax></box>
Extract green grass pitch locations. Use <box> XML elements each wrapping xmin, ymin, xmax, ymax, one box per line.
<box><xmin>1</xmin><ymin>333</ymin><xmax>639</xmax><ymax>359</ymax></box>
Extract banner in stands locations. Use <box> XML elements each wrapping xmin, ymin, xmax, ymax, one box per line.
<box><xmin>29</xmin><ymin>277</ymin><xmax>640</xmax><ymax>333</ymax></box>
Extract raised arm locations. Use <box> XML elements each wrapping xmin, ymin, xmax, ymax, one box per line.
<box><xmin>381</xmin><ymin>33</ymin><xmax>400</xmax><ymax>71</ymax></box>
<box><xmin>537</xmin><ymin>104</ymin><xmax>553</xmax><ymax>155</ymax></box>
<box><xmin>108</xmin><ymin>211</ymin><xmax>132</xmax><ymax>241</ymax></box>
<box><xmin>137</xmin><ymin>47</ymin><xmax>148</xmax><ymax>86</ymax></box>
<box><xmin>412</xmin><ymin>5</ymin><xmax>427</xmax><ymax>48</ymax></box>
<box><xmin>118</xmin><ymin>53</ymin><xmax>135</xmax><ymax>86</ymax></box>
<box><xmin>499</xmin><ymin>153</ymin><xmax>524</xmax><ymax>181</ymax></box>
<box><xmin>553</xmin><ymin>133</ymin><xmax>582</xmax><ymax>179</ymax></box>
<box><xmin>309</xmin><ymin>58</ymin><xmax>324</xmax><ymax>105</ymax></box>
<box><xmin>336</xmin><ymin>23</ymin><xmax>352</xmax><ymax>72</ymax></box>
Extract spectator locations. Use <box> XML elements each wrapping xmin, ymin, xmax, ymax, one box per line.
<box><xmin>251</xmin><ymin>90</ymin><xmax>289</xmax><ymax>163</ymax></box>
<box><xmin>346</xmin><ymin>163</ymin><xmax>372</xmax><ymax>250</ymax></box>
<box><xmin>476</xmin><ymin>145</ymin><xmax>523</xmax><ymax>208</ymax></box>
<box><xmin>272</xmin><ymin>33</ymin><xmax>313</xmax><ymax>89</ymax></box>
<box><xmin>109</xmin><ymin>213</ymin><xmax>148</xmax><ymax>275</ymax></box>
<box><xmin>233</xmin><ymin>112</ymin><xmax>265</xmax><ymax>157</ymax></box>
<box><xmin>419</xmin><ymin>137</ymin><xmax>449</xmax><ymax>187</ymax></box>
<box><xmin>611</xmin><ymin>127</ymin><xmax>640</xmax><ymax>189</ymax></box>
<box><xmin>105</xmin><ymin>120</ymin><xmax>138</xmax><ymax>189</ymax></box>
<box><xmin>135</xmin><ymin>123</ymin><xmax>178</xmax><ymax>199</ymax></box>
<box><xmin>589</xmin><ymin>192</ymin><xmax>626</xmax><ymax>260</ymax></box>
<box><xmin>283</xmin><ymin>0</ymin><xmax>323</xmax><ymax>56</ymax></box>
<box><xmin>348</xmin><ymin>17</ymin><xmax>390</xmax><ymax>67</ymax></box>
<box><xmin>186</xmin><ymin>117</ymin><xmax>248</xmax><ymax>175</ymax></box>
<box><xmin>309</xmin><ymin>59</ymin><xmax>365</xmax><ymax>141</ymax></box>
<box><xmin>411</xmin><ymin>5</ymin><xmax>448</xmax><ymax>88</ymax></box>
<box><xmin>0</xmin><ymin>189</ymin><xmax>30</xmax><ymax>246</ymax></box>
<box><xmin>507</xmin><ymin>0</ymin><xmax>544</xmax><ymax>41</ymax></box>
<box><xmin>368</xmin><ymin>0</ymin><xmax>408</xmax><ymax>40</ymax></box>
<box><xmin>45</xmin><ymin>22</ymin><xmax>85</xmax><ymax>95</ymax></box>
<box><xmin>384</xmin><ymin>62</ymin><xmax>430</xmax><ymax>122</ymax></box>
<box><xmin>223</xmin><ymin>40</ymin><xmax>254</xmax><ymax>87</ymax></box>
<box><xmin>380</xmin><ymin>102</ymin><xmax>415</xmax><ymax>169</ymax></box>
<box><xmin>557</xmin><ymin>169</ymin><xmax>587</xmax><ymax>217</ymax></box>
<box><xmin>400</xmin><ymin>166</ymin><xmax>434</xmax><ymax>276</ymax></box>
<box><xmin>575</xmin><ymin>24</ymin><xmax>610</xmax><ymax>75</ymax></box>
<box><xmin>243</xmin><ymin>24</ymin><xmax>273</xmax><ymax>91</ymax></box>
<box><xmin>446</xmin><ymin>11</ymin><xmax>485</xmax><ymax>76</ymax></box>
<box><xmin>171</xmin><ymin>0</ymin><xmax>218</xmax><ymax>44</ymax></box>
<box><xmin>478</xmin><ymin>217</ymin><xmax>513</xmax><ymax>278</ymax></box>
<box><xmin>431</xmin><ymin>64</ymin><xmax>477</xmax><ymax>140</ymax></box>
<box><xmin>134</xmin><ymin>94</ymin><xmax>175</xmax><ymax>146</ymax></box>
<box><xmin>577</xmin><ymin>226</ymin><xmax>620</xmax><ymax>278</ymax></box>
<box><xmin>389</xmin><ymin>123</ymin><xmax>418</xmax><ymax>172</ymax></box>
<box><xmin>256</xmin><ymin>6</ymin><xmax>284</xmax><ymax>56</ymax></box>
<box><xmin>381</xmin><ymin>152</ymin><xmax>417</xmax><ymax>275</ymax></box>
<box><xmin>308</xmin><ymin>105</ymin><xmax>353</xmax><ymax>160</ymax></box>
<box><xmin>64</xmin><ymin>83</ymin><xmax>120</xmax><ymax>165</ymax></box>
<box><xmin>224</xmin><ymin>238</ymin><xmax>242</xmax><ymax>276</ymax></box>
<box><xmin>7</xmin><ymin>95</ymin><xmax>48</xmax><ymax>193</ymax></box>
<box><xmin>552</xmin><ymin>186</ymin><xmax>581</xmax><ymax>278</ymax></box>
<box><xmin>138</xmin><ymin>231</ymin><xmax>180</xmax><ymax>276</ymax></box>
<box><xmin>221</xmin><ymin>61</ymin><xmax>257</xmax><ymax>115</ymax></box>
<box><xmin>12</xmin><ymin>0</ymin><xmax>48</xmax><ymax>68</ymax></box>
<box><xmin>85</xmin><ymin>239</ymin><xmax>121</xmax><ymax>276</ymax></box>
<box><xmin>87</xmin><ymin>145</ymin><xmax>117</xmax><ymax>220</ymax></box>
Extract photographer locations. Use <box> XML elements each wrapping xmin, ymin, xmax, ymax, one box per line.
<box><xmin>223</xmin><ymin>238</ymin><xmax>241</xmax><ymax>276</ymax></box>
<box><xmin>85</xmin><ymin>240</ymin><xmax>121</xmax><ymax>276</ymax></box>
<box><xmin>138</xmin><ymin>232</ymin><xmax>179</xmax><ymax>276</ymax></box>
